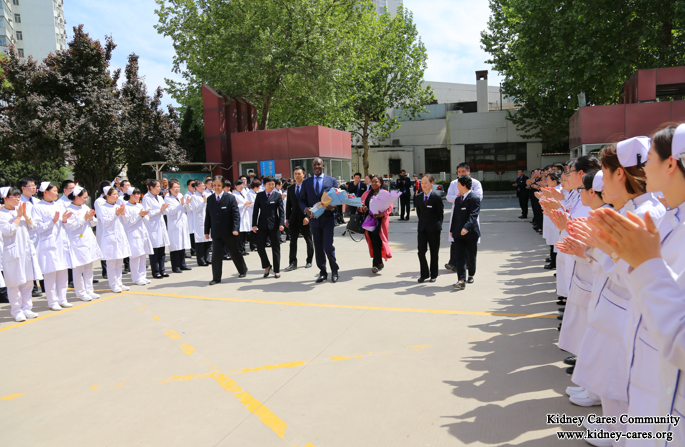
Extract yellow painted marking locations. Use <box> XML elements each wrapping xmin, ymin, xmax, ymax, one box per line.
<box><xmin>110</xmin><ymin>382</ymin><xmax>131</xmax><ymax>389</ymax></box>
<box><xmin>152</xmin><ymin>314</ymin><xmax>160</xmax><ymax>321</ymax></box>
<box><xmin>164</xmin><ymin>329</ymin><xmax>182</xmax><ymax>340</ymax></box>
<box><xmin>408</xmin><ymin>345</ymin><xmax>430</xmax><ymax>351</ymax></box>
<box><xmin>0</xmin><ymin>393</ymin><xmax>24</xmax><ymax>401</ymax></box>
<box><xmin>238</xmin><ymin>360</ymin><xmax>307</xmax><ymax>374</ymax></box>
<box><xmin>330</xmin><ymin>355</ymin><xmax>362</xmax><ymax>361</ymax></box>
<box><xmin>90</xmin><ymin>385</ymin><xmax>99</xmax><ymax>390</ymax></box>
<box><xmin>0</xmin><ymin>293</ymin><xmax>119</xmax><ymax>333</ymax></box>
<box><xmin>212</xmin><ymin>372</ymin><xmax>288</xmax><ymax>438</ymax></box>
<box><xmin>157</xmin><ymin>373</ymin><xmax>213</xmax><ymax>384</ymax></box>
<box><xmin>180</xmin><ymin>343</ymin><xmax>196</xmax><ymax>355</ymax></box>
<box><xmin>122</xmin><ymin>291</ymin><xmax>557</xmax><ymax>319</ymax></box>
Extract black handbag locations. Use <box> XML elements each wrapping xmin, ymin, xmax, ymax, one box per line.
<box><xmin>346</xmin><ymin>212</ymin><xmax>365</xmax><ymax>234</ymax></box>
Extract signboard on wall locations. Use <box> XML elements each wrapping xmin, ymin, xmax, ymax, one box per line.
<box><xmin>260</xmin><ymin>160</ymin><xmax>275</xmax><ymax>176</ymax></box>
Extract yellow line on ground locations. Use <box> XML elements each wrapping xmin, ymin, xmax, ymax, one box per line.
<box><xmin>0</xmin><ymin>293</ymin><xmax>119</xmax><ymax>334</ymax></box>
<box><xmin>124</xmin><ymin>291</ymin><xmax>557</xmax><ymax>319</ymax></box>
<box><xmin>237</xmin><ymin>360</ymin><xmax>307</xmax><ymax>374</ymax></box>
<box><xmin>0</xmin><ymin>393</ymin><xmax>24</xmax><ymax>401</ymax></box>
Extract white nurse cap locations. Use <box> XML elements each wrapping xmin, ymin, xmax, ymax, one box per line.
<box><xmin>103</xmin><ymin>186</ymin><xmax>111</xmax><ymax>195</ymax></box>
<box><xmin>592</xmin><ymin>170</ymin><xmax>604</xmax><ymax>192</ymax></box>
<box><xmin>73</xmin><ymin>185</ymin><xmax>84</xmax><ymax>196</ymax></box>
<box><xmin>126</xmin><ymin>186</ymin><xmax>135</xmax><ymax>195</ymax></box>
<box><xmin>0</xmin><ymin>186</ymin><xmax>9</xmax><ymax>198</ymax></box>
<box><xmin>672</xmin><ymin>123</ymin><xmax>685</xmax><ymax>161</ymax></box>
<box><xmin>38</xmin><ymin>181</ymin><xmax>51</xmax><ymax>192</ymax></box>
<box><xmin>617</xmin><ymin>136</ymin><xmax>650</xmax><ymax>169</ymax></box>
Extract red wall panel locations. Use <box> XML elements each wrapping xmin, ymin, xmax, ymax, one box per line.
<box><xmin>341</xmin><ymin>131</ymin><xmax>352</xmax><ymax>159</ymax></box>
<box><xmin>329</xmin><ymin>129</ymin><xmax>343</xmax><ymax>158</ymax></box>
<box><xmin>274</xmin><ymin>159</ymin><xmax>291</xmax><ymax>179</ymax></box>
<box><xmin>671</xmin><ymin>101</ymin><xmax>685</xmax><ymax>124</ymax></box>
<box><xmin>287</xmin><ymin>127</ymin><xmax>320</xmax><ymax>158</ymax></box>
<box><xmin>625</xmin><ymin>102</ymin><xmax>671</xmax><ymax>138</ymax></box>
<box><xmin>657</xmin><ymin>67</ymin><xmax>685</xmax><ymax>86</ymax></box>
<box><xmin>317</xmin><ymin>126</ymin><xmax>333</xmax><ymax>158</ymax></box>
<box><xmin>231</xmin><ymin>132</ymin><xmax>260</xmax><ymax>162</ymax></box>
<box><xmin>259</xmin><ymin>128</ymin><xmax>289</xmax><ymax>161</ymax></box>
<box><xmin>580</xmin><ymin>104</ymin><xmax>625</xmax><ymax>144</ymax></box>
<box><xmin>637</xmin><ymin>69</ymin><xmax>657</xmax><ymax>102</ymax></box>
<box><xmin>204</xmin><ymin>137</ymin><xmax>225</xmax><ymax>163</ymax></box>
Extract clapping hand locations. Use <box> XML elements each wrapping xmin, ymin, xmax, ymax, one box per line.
<box><xmin>115</xmin><ymin>205</ymin><xmax>125</xmax><ymax>216</ymax></box>
<box><xmin>85</xmin><ymin>209</ymin><xmax>96</xmax><ymax>220</ymax></box>
<box><xmin>140</xmin><ymin>209</ymin><xmax>150</xmax><ymax>217</ymax></box>
<box><xmin>61</xmin><ymin>211</ymin><xmax>73</xmax><ymax>223</ymax></box>
<box><xmin>52</xmin><ymin>211</ymin><xmax>60</xmax><ymax>223</ymax></box>
<box><xmin>160</xmin><ymin>203</ymin><xmax>169</xmax><ymax>212</ymax></box>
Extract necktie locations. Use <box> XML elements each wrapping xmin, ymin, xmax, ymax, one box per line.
<box><xmin>461</xmin><ymin>195</ymin><xmax>464</xmax><ymax>205</ymax></box>
<box><xmin>267</xmin><ymin>192</ymin><xmax>271</xmax><ymax>200</ymax></box>
<box><xmin>296</xmin><ymin>185</ymin><xmax>300</xmax><ymax>198</ymax></box>
<box><xmin>30</xmin><ymin>197</ymin><xmax>33</xmax><ymax>204</ymax></box>
<box><xmin>424</xmin><ymin>195</ymin><xmax>428</xmax><ymax>206</ymax></box>
<box><xmin>316</xmin><ymin>177</ymin><xmax>321</xmax><ymax>195</ymax></box>
<box><xmin>216</xmin><ymin>194</ymin><xmax>221</xmax><ymax>202</ymax></box>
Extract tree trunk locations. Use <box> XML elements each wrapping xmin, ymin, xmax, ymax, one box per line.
<box><xmin>259</xmin><ymin>96</ymin><xmax>272</xmax><ymax>130</ymax></box>
<box><xmin>362</xmin><ymin>114</ymin><xmax>370</xmax><ymax>175</ymax></box>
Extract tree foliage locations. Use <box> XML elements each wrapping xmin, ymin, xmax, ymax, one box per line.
<box><xmin>481</xmin><ymin>0</ymin><xmax>685</xmax><ymax>150</ymax></box>
<box><xmin>0</xmin><ymin>26</ymin><xmax>186</xmax><ymax>194</ymax></box>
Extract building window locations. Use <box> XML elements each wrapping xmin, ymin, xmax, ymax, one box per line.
<box><xmin>12</xmin><ymin>0</ymin><xmax>19</xmax><ymax>5</ymax></box>
<box><xmin>17</xmin><ymin>48</ymin><xmax>23</xmax><ymax>57</ymax></box>
<box><xmin>465</xmin><ymin>143</ymin><xmax>528</xmax><ymax>172</ymax></box>
<box><xmin>388</xmin><ymin>158</ymin><xmax>402</xmax><ymax>176</ymax></box>
<box><xmin>424</xmin><ymin>148</ymin><xmax>451</xmax><ymax>175</ymax></box>
<box><xmin>14</xmin><ymin>14</ymin><xmax>20</xmax><ymax>23</ymax></box>
<box><xmin>15</xmin><ymin>31</ymin><xmax>22</xmax><ymax>40</ymax></box>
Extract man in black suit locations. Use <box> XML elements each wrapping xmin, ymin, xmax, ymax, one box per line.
<box><xmin>450</xmin><ymin>175</ymin><xmax>481</xmax><ymax>290</ymax></box>
<box><xmin>252</xmin><ymin>175</ymin><xmax>285</xmax><ymax>278</ymax></box>
<box><xmin>204</xmin><ymin>175</ymin><xmax>247</xmax><ymax>285</ymax></box>
<box><xmin>299</xmin><ymin>157</ymin><xmax>340</xmax><ymax>283</ymax></box>
<box><xmin>284</xmin><ymin>166</ymin><xmax>313</xmax><ymax>271</ymax></box>
<box><xmin>513</xmin><ymin>169</ymin><xmax>529</xmax><ymax>219</ymax></box>
<box><xmin>415</xmin><ymin>174</ymin><xmax>444</xmax><ymax>283</ymax></box>
<box><xmin>345</xmin><ymin>172</ymin><xmax>368</xmax><ymax>216</ymax></box>
<box><xmin>396</xmin><ymin>169</ymin><xmax>413</xmax><ymax>221</ymax></box>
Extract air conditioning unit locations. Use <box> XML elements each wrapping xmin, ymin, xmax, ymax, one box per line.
<box><xmin>392</xmin><ymin>139</ymin><xmax>400</xmax><ymax>146</ymax></box>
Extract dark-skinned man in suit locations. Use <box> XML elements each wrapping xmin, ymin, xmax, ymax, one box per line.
<box><xmin>252</xmin><ymin>175</ymin><xmax>285</xmax><ymax>278</ymax></box>
<box><xmin>204</xmin><ymin>175</ymin><xmax>247</xmax><ymax>285</ymax></box>
<box><xmin>298</xmin><ymin>157</ymin><xmax>340</xmax><ymax>283</ymax></box>
<box><xmin>284</xmin><ymin>166</ymin><xmax>314</xmax><ymax>271</ymax></box>
<box><xmin>415</xmin><ymin>174</ymin><xmax>444</xmax><ymax>283</ymax></box>
<box><xmin>450</xmin><ymin>175</ymin><xmax>481</xmax><ymax>290</ymax></box>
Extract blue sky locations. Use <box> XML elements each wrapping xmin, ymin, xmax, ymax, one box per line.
<box><xmin>64</xmin><ymin>0</ymin><xmax>502</xmax><ymax>109</ymax></box>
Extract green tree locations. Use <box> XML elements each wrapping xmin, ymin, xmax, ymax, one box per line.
<box><xmin>345</xmin><ymin>6</ymin><xmax>434</xmax><ymax>174</ymax></box>
<box><xmin>179</xmin><ymin>106</ymin><xmax>205</xmax><ymax>163</ymax></box>
<box><xmin>155</xmin><ymin>0</ymin><xmax>367</xmax><ymax>130</ymax></box>
<box><xmin>481</xmin><ymin>0</ymin><xmax>685</xmax><ymax>150</ymax></box>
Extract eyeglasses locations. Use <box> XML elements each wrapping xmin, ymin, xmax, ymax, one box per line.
<box><xmin>576</xmin><ymin>187</ymin><xmax>587</xmax><ymax>191</ymax></box>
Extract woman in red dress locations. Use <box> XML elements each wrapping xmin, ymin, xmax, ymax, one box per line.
<box><xmin>360</xmin><ymin>175</ymin><xmax>393</xmax><ymax>273</ymax></box>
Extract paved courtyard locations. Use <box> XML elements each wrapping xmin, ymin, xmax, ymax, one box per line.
<box><xmin>0</xmin><ymin>198</ymin><xmax>592</xmax><ymax>446</ymax></box>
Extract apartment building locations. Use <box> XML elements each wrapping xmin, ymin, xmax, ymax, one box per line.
<box><xmin>0</xmin><ymin>0</ymin><xmax>67</xmax><ymax>60</ymax></box>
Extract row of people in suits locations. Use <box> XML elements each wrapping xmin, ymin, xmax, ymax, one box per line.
<box><xmin>533</xmin><ymin>126</ymin><xmax>685</xmax><ymax>446</ymax></box>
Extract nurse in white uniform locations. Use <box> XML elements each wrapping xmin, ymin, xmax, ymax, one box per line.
<box><xmin>190</xmin><ymin>180</ymin><xmax>212</xmax><ymax>266</ymax></box>
<box><xmin>184</xmin><ymin>179</ymin><xmax>196</xmax><ymax>256</ymax></box>
<box><xmin>123</xmin><ymin>187</ymin><xmax>153</xmax><ymax>285</ymax></box>
<box><xmin>99</xmin><ymin>187</ymin><xmax>132</xmax><ymax>293</ymax></box>
<box><xmin>0</xmin><ymin>187</ymin><xmax>42</xmax><ymax>322</ymax></box>
<box><xmin>233</xmin><ymin>179</ymin><xmax>253</xmax><ymax>254</ymax></box>
<box><xmin>64</xmin><ymin>185</ymin><xmax>102</xmax><ymax>301</ymax></box>
<box><xmin>33</xmin><ymin>182</ymin><xmax>73</xmax><ymax>311</ymax></box>
<box><xmin>572</xmin><ymin>138</ymin><xmax>666</xmax><ymax>446</ymax></box>
<box><xmin>143</xmin><ymin>179</ymin><xmax>170</xmax><ymax>279</ymax></box>
<box><xmin>165</xmin><ymin>179</ymin><xmax>192</xmax><ymax>273</ymax></box>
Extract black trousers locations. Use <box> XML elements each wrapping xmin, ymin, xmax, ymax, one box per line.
<box><xmin>336</xmin><ymin>205</ymin><xmax>345</xmax><ymax>223</ymax></box>
<box><xmin>549</xmin><ymin>245</ymin><xmax>557</xmax><ymax>268</ymax></box>
<box><xmin>418</xmin><ymin>230</ymin><xmax>441</xmax><ymax>279</ymax></box>
<box><xmin>212</xmin><ymin>235</ymin><xmax>246</xmax><ymax>281</ymax></box>
<box><xmin>101</xmin><ymin>260</ymin><xmax>107</xmax><ymax>277</ymax></box>
<box><xmin>452</xmin><ymin>238</ymin><xmax>478</xmax><ymax>281</ymax></box>
<box><xmin>239</xmin><ymin>232</ymin><xmax>249</xmax><ymax>254</ymax></box>
<box><xmin>531</xmin><ymin>196</ymin><xmax>543</xmax><ymax>228</ymax></box>
<box><xmin>453</xmin><ymin>238</ymin><xmax>478</xmax><ymax>281</ymax></box>
<box><xmin>190</xmin><ymin>233</ymin><xmax>196</xmax><ymax>253</ymax></box>
<box><xmin>288</xmin><ymin>223</ymin><xmax>313</xmax><ymax>265</ymax></box>
<box><xmin>123</xmin><ymin>257</ymin><xmax>130</xmax><ymax>272</ymax></box>
<box><xmin>518</xmin><ymin>194</ymin><xmax>529</xmax><ymax>217</ymax></box>
<box><xmin>196</xmin><ymin>241</ymin><xmax>211</xmax><ymax>265</ymax></box>
<box><xmin>249</xmin><ymin>232</ymin><xmax>257</xmax><ymax>251</ymax></box>
<box><xmin>149</xmin><ymin>246</ymin><xmax>167</xmax><ymax>276</ymax></box>
<box><xmin>368</xmin><ymin>229</ymin><xmax>383</xmax><ymax>266</ymax></box>
<box><xmin>170</xmin><ymin>250</ymin><xmax>188</xmax><ymax>270</ymax></box>
<box><xmin>399</xmin><ymin>193</ymin><xmax>411</xmax><ymax>219</ymax></box>
<box><xmin>257</xmin><ymin>228</ymin><xmax>281</xmax><ymax>273</ymax></box>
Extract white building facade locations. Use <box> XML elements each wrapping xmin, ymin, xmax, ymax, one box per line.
<box><xmin>0</xmin><ymin>0</ymin><xmax>66</xmax><ymax>60</ymax></box>
<box><xmin>372</xmin><ymin>0</ymin><xmax>402</xmax><ymax>17</ymax></box>
<box><xmin>351</xmin><ymin>71</ymin><xmax>544</xmax><ymax>182</ymax></box>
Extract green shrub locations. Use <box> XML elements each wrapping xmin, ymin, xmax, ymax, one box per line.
<box><xmin>481</xmin><ymin>180</ymin><xmax>516</xmax><ymax>192</ymax></box>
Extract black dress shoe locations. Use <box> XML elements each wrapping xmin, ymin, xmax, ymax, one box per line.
<box><xmin>161</xmin><ymin>273</ymin><xmax>169</xmax><ymax>278</ymax></box>
<box><xmin>466</xmin><ymin>277</ymin><xmax>474</xmax><ymax>284</ymax></box>
<box><xmin>453</xmin><ymin>282</ymin><xmax>466</xmax><ymax>290</ymax></box>
<box><xmin>123</xmin><ymin>269</ymin><xmax>130</xmax><ymax>274</ymax></box>
<box><xmin>185</xmin><ymin>253</ymin><xmax>191</xmax><ymax>259</ymax></box>
<box><xmin>32</xmin><ymin>290</ymin><xmax>43</xmax><ymax>297</ymax></box>
<box><xmin>557</xmin><ymin>314</ymin><xmax>564</xmax><ymax>320</ymax></box>
<box><xmin>563</xmin><ymin>356</ymin><xmax>576</xmax><ymax>366</ymax></box>
<box><xmin>264</xmin><ymin>266</ymin><xmax>272</xmax><ymax>278</ymax></box>
<box><xmin>180</xmin><ymin>266</ymin><xmax>192</xmax><ymax>271</ymax></box>
<box><xmin>418</xmin><ymin>277</ymin><xmax>428</xmax><ymax>283</ymax></box>
<box><xmin>429</xmin><ymin>278</ymin><xmax>436</xmax><ymax>283</ymax></box>
<box><xmin>68</xmin><ymin>282</ymin><xmax>74</xmax><ymax>289</ymax></box>
<box><xmin>93</xmin><ymin>279</ymin><xmax>99</xmax><ymax>284</ymax></box>
<box><xmin>546</xmin><ymin>257</ymin><xmax>552</xmax><ymax>262</ymax></box>
<box><xmin>284</xmin><ymin>264</ymin><xmax>297</xmax><ymax>272</ymax></box>
<box><xmin>209</xmin><ymin>280</ymin><xmax>221</xmax><ymax>285</ymax></box>
<box><xmin>173</xmin><ymin>268</ymin><xmax>182</xmax><ymax>274</ymax></box>
<box><xmin>331</xmin><ymin>272</ymin><xmax>339</xmax><ymax>283</ymax></box>
<box><xmin>518</xmin><ymin>215</ymin><xmax>527</xmax><ymax>219</ymax></box>
<box><xmin>274</xmin><ymin>274</ymin><xmax>281</xmax><ymax>279</ymax></box>
<box><xmin>316</xmin><ymin>275</ymin><xmax>327</xmax><ymax>283</ymax></box>
<box><xmin>566</xmin><ymin>366</ymin><xmax>574</xmax><ymax>374</ymax></box>
<box><xmin>198</xmin><ymin>262</ymin><xmax>207</xmax><ymax>267</ymax></box>
<box><xmin>559</xmin><ymin>307</ymin><xmax>565</xmax><ymax>312</ymax></box>
<box><xmin>153</xmin><ymin>275</ymin><xmax>163</xmax><ymax>279</ymax></box>
<box><xmin>557</xmin><ymin>299</ymin><xmax>566</xmax><ymax>305</ymax></box>
<box><xmin>305</xmin><ymin>262</ymin><xmax>312</xmax><ymax>268</ymax></box>
<box><xmin>444</xmin><ymin>264</ymin><xmax>456</xmax><ymax>271</ymax></box>
<box><xmin>544</xmin><ymin>264</ymin><xmax>556</xmax><ymax>270</ymax></box>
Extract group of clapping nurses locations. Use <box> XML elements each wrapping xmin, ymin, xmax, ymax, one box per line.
<box><xmin>535</xmin><ymin>124</ymin><xmax>685</xmax><ymax>446</ymax></box>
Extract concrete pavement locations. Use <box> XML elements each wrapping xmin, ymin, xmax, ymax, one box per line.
<box><xmin>0</xmin><ymin>198</ymin><xmax>592</xmax><ymax>446</ymax></box>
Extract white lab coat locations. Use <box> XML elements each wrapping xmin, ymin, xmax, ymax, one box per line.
<box><xmin>0</xmin><ymin>207</ymin><xmax>43</xmax><ymax>288</ymax></box>
<box><xmin>98</xmin><ymin>203</ymin><xmax>132</xmax><ymax>261</ymax></box>
<box><xmin>190</xmin><ymin>191</ymin><xmax>212</xmax><ymax>243</ymax></box>
<box><xmin>19</xmin><ymin>195</ymin><xmax>38</xmax><ymax>246</ymax></box>
<box><xmin>33</xmin><ymin>200</ymin><xmax>72</xmax><ymax>273</ymax></box>
<box><xmin>142</xmin><ymin>192</ymin><xmax>169</xmax><ymax>249</ymax></box>
<box><xmin>64</xmin><ymin>203</ymin><xmax>102</xmax><ymax>268</ymax></box>
<box><xmin>446</xmin><ymin>178</ymin><xmax>482</xmax><ymax>243</ymax></box>
<box><xmin>123</xmin><ymin>202</ymin><xmax>154</xmax><ymax>258</ymax></box>
<box><xmin>0</xmin><ymin>231</ymin><xmax>4</xmax><ymax>288</ymax></box>
<box><xmin>627</xmin><ymin>201</ymin><xmax>685</xmax><ymax>445</ymax></box>
<box><xmin>184</xmin><ymin>191</ymin><xmax>195</xmax><ymax>235</ymax></box>
<box><xmin>247</xmin><ymin>189</ymin><xmax>258</xmax><ymax>228</ymax></box>
<box><xmin>93</xmin><ymin>195</ymin><xmax>107</xmax><ymax>248</ymax></box>
<box><xmin>164</xmin><ymin>193</ymin><xmax>191</xmax><ymax>251</ymax></box>
<box><xmin>233</xmin><ymin>189</ymin><xmax>253</xmax><ymax>232</ymax></box>
<box><xmin>572</xmin><ymin>194</ymin><xmax>665</xmax><ymax>402</ymax></box>
<box><xmin>57</xmin><ymin>194</ymin><xmax>72</xmax><ymax>210</ymax></box>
